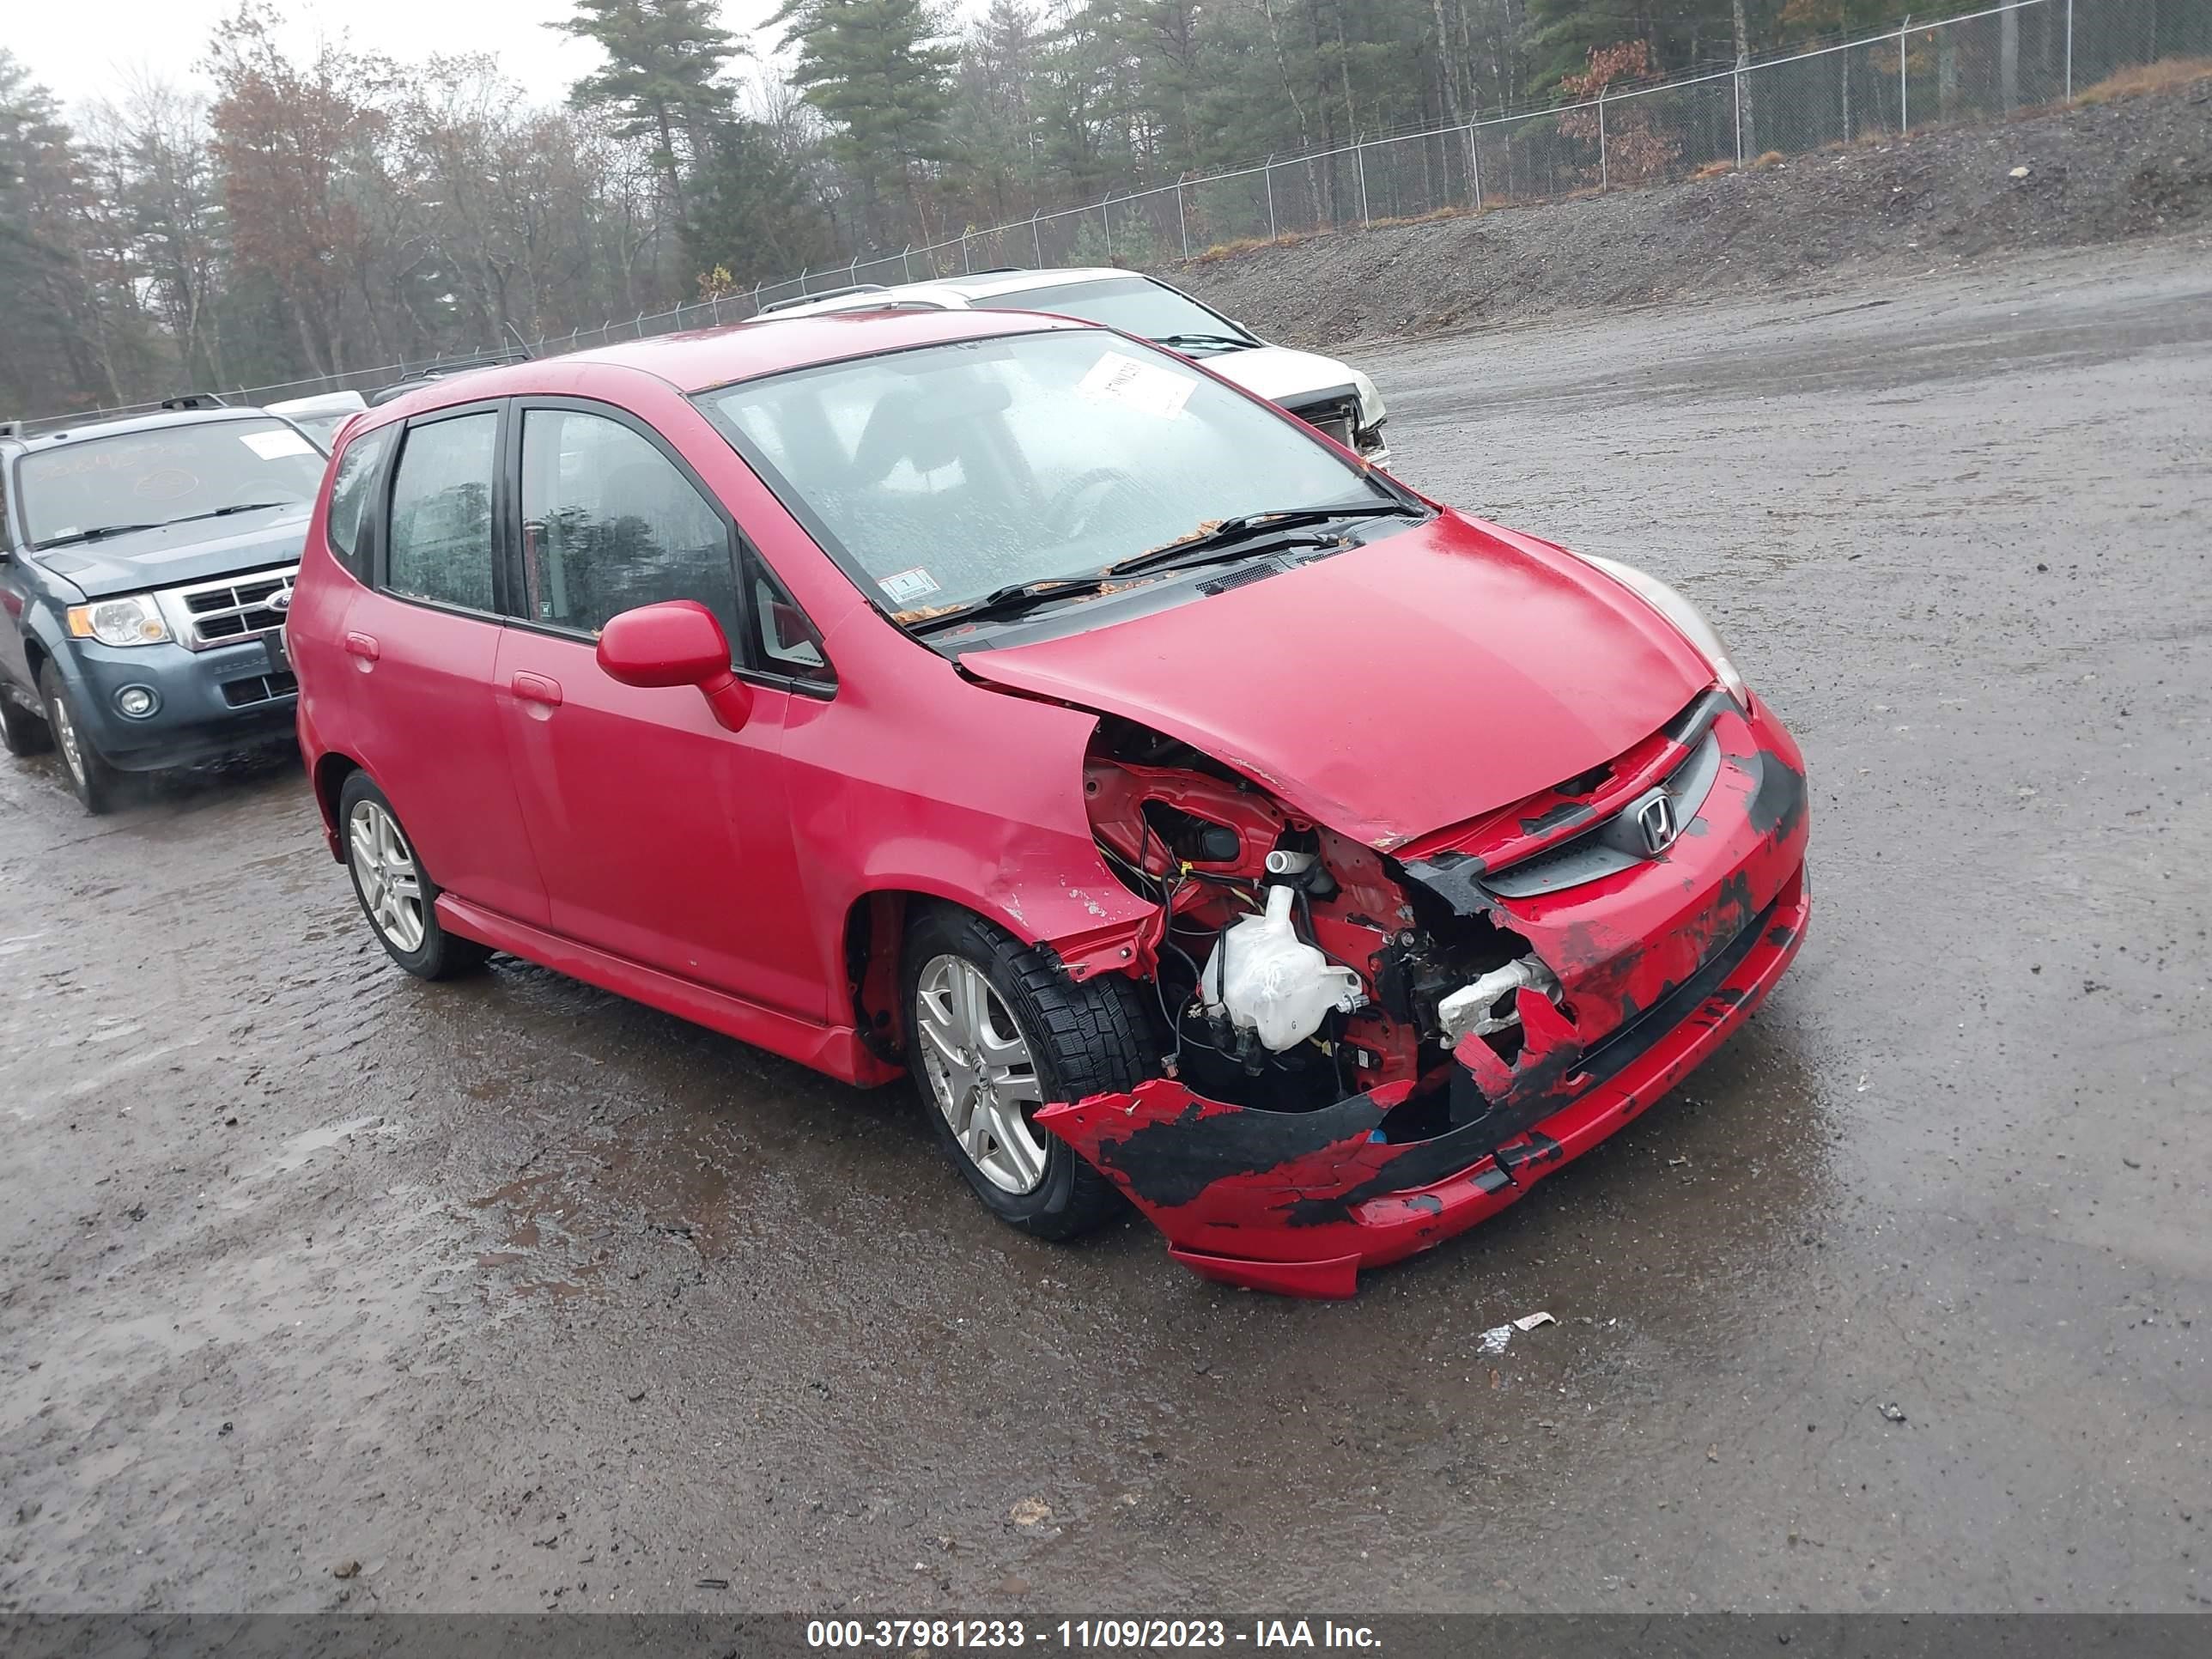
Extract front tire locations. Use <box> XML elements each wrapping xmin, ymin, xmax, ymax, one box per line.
<box><xmin>902</xmin><ymin>907</ymin><xmax>1158</xmax><ymax>1241</ymax></box>
<box><xmin>38</xmin><ymin>665</ymin><xmax>125</xmax><ymax>814</ymax></box>
<box><xmin>0</xmin><ymin>688</ymin><xmax>52</xmax><ymax>757</ymax></box>
<box><xmin>338</xmin><ymin>771</ymin><xmax>491</xmax><ymax>980</ymax></box>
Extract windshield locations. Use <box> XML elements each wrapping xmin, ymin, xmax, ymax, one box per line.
<box><xmin>696</xmin><ymin>331</ymin><xmax>1390</xmax><ymax>620</ymax></box>
<box><xmin>969</xmin><ymin>276</ymin><xmax>1251</xmax><ymax>347</ymax></box>
<box><xmin>20</xmin><ymin>418</ymin><xmax>327</xmax><ymax>547</ymax></box>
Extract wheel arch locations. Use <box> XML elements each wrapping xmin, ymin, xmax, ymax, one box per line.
<box><xmin>840</xmin><ymin>884</ymin><xmax>1015</xmax><ymax>1067</ymax></box>
<box><xmin>313</xmin><ymin>751</ymin><xmax>362</xmax><ymax>859</ymax></box>
<box><xmin>839</xmin><ymin>877</ymin><xmax>1146</xmax><ymax>1068</ymax></box>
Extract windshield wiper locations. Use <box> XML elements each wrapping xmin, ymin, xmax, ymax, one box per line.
<box><xmin>905</xmin><ymin>577</ymin><xmax>1120</xmax><ymax>635</ymax></box>
<box><xmin>30</xmin><ymin>500</ymin><xmax>301</xmax><ymax>550</ymax></box>
<box><xmin>904</xmin><ymin>501</ymin><xmax>1424</xmax><ymax>637</ymax></box>
<box><xmin>162</xmin><ymin>501</ymin><xmax>300</xmax><ymax>526</ymax></box>
<box><xmin>1154</xmin><ymin>331</ymin><xmax>1254</xmax><ymax>353</ymax></box>
<box><xmin>1103</xmin><ymin>500</ymin><xmax>1424</xmax><ymax>580</ymax></box>
<box><xmin>34</xmin><ymin>523</ymin><xmax>161</xmax><ymax>549</ymax></box>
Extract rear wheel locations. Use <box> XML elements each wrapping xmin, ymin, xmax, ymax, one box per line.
<box><xmin>902</xmin><ymin>906</ymin><xmax>1158</xmax><ymax>1241</ymax></box>
<box><xmin>338</xmin><ymin>771</ymin><xmax>491</xmax><ymax>980</ymax></box>
<box><xmin>38</xmin><ymin>665</ymin><xmax>125</xmax><ymax>815</ymax></box>
<box><xmin>0</xmin><ymin>688</ymin><xmax>52</xmax><ymax>757</ymax></box>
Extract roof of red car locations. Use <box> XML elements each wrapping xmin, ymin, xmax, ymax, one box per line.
<box><xmin>577</xmin><ymin>306</ymin><xmax>1081</xmax><ymax>391</ymax></box>
<box><xmin>371</xmin><ymin>307</ymin><xmax>1084</xmax><ymax>426</ymax></box>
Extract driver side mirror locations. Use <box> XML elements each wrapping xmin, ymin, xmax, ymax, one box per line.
<box><xmin>596</xmin><ymin>600</ymin><xmax>753</xmax><ymax>733</ymax></box>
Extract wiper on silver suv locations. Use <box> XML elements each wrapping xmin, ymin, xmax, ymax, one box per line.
<box><xmin>35</xmin><ymin>523</ymin><xmax>162</xmax><ymax>549</ymax></box>
<box><xmin>161</xmin><ymin>501</ymin><xmax>301</xmax><ymax>526</ymax></box>
<box><xmin>1154</xmin><ymin>331</ymin><xmax>1255</xmax><ymax>353</ymax></box>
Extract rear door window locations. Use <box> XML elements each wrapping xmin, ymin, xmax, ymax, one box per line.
<box><xmin>514</xmin><ymin>407</ymin><xmax>740</xmax><ymax>648</ymax></box>
<box><xmin>385</xmin><ymin>411</ymin><xmax>498</xmax><ymax>612</ymax></box>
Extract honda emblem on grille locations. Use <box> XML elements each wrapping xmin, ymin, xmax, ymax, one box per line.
<box><xmin>1636</xmin><ymin>793</ymin><xmax>1678</xmax><ymax>856</ymax></box>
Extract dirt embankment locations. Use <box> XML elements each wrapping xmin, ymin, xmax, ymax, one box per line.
<box><xmin>1169</xmin><ymin>77</ymin><xmax>2212</xmax><ymax>348</ymax></box>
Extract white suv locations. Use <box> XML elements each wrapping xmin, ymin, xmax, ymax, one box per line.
<box><xmin>758</xmin><ymin>268</ymin><xmax>1389</xmax><ymax>463</ymax></box>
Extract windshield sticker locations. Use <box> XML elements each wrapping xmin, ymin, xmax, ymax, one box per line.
<box><xmin>1078</xmin><ymin>350</ymin><xmax>1197</xmax><ymax>420</ymax></box>
<box><xmin>878</xmin><ymin>567</ymin><xmax>941</xmax><ymax>605</ymax></box>
<box><xmin>243</xmin><ymin>428</ymin><xmax>320</xmax><ymax>462</ymax></box>
<box><xmin>242</xmin><ymin>428</ymin><xmax>317</xmax><ymax>460</ymax></box>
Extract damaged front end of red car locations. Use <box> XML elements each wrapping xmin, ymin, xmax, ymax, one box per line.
<box><xmin>1036</xmin><ymin>685</ymin><xmax>1811</xmax><ymax>1297</ymax></box>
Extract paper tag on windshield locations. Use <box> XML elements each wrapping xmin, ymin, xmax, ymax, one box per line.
<box><xmin>1078</xmin><ymin>350</ymin><xmax>1196</xmax><ymax>419</ymax></box>
<box><xmin>878</xmin><ymin>567</ymin><xmax>940</xmax><ymax>605</ymax></box>
<box><xmin>242</xmin><ymin>428</ymin><xmax>317</xmax><ymax>460</ymax></box>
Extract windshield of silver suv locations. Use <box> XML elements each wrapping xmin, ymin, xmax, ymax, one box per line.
<box><xmin>967</xmin><ymin>276</ymin><xmax>1254</xmax><ymax>352</ymax></box>
<box><xmin>19</xmin><ymin>417</ymin><xmax>328</xmax><ymax>549</ymax></box>
<box><xmin>697</xmin><ymin>331</ymin><xmax>1407</xmax><ymax>629</ymax></box>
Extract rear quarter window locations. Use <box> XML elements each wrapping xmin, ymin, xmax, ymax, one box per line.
<box><xmin>325</xmin><ymin>427</ymin><xmax>393</xmax><ymax>580</ymax></box>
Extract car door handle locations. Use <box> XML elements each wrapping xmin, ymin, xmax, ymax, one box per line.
<box><xmin>511</xmin><ymin>672</ymin><xmax>562</xmax><ymax>708</ymax></box>
<box><xmin>343</xmin><ymin>631</ymin><xmax>380</xmax><ymax>661</ymax></box>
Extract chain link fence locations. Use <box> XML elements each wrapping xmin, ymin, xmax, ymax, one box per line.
<box><xmin>30</xmin><ymin>0</ymin><xmax>2208</xmax><ymax>423</ymax></box>
<box><xmin>667</xmin><ymin>0</ymin><xmax>2202</xmax><ymax>328</ymax></box>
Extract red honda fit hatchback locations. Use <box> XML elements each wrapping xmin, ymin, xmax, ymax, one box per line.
<box><xmin>291</xmin><ymin>307</ymin><xmax>1808</xmax><ymax>1297</ymax></box>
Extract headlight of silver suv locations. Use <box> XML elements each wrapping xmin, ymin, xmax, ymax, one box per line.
<box><xmin>1578</xmin><ymin>555</ymin><xmax>1749</xmax><ymax>706</ymax></box>
<box><xmin>66</xmin><ymin>594</ymin><xmax>172</xmax><ymax>647</ymax></box>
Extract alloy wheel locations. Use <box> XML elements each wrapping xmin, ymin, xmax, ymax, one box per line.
<box><xmin>348</xmin><ymin>799</ymin><xmax>427</xmax><ymax>954</ymax></box>
<box><xmin>914</xmin><ymin>954</ymin><xmax>1048</xmax><ymax>1194</ymax></box>
<box><xmin>51</xmin><ymin>697</ymin><xmax>86</xmax><ymax>786</ymax></box>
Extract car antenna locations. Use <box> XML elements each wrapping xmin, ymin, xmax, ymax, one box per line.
<box><xmin>502</xmin><ymin>322</ymin><xmax>536</xmax><ymax>361</ymax></box>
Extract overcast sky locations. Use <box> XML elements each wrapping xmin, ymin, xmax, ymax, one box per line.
<box><xmin>8</xmin><ymin>0</ymin><xmax>841</xmax><ymax>116</ymax></box>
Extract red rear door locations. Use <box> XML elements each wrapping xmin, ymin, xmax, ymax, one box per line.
<box><xmin>343</xmin><ymin>402</ymin><xmax>546</xmax><ymax>924</ymax></box>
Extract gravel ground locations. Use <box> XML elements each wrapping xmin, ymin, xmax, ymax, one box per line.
<box><xmin>1176</xmin><ymin>79</ymin><xmax>2212</xmax><ymax>347</ymax></box>
<box><xmin>1</xmin><ymin>235</ymin><xmax>2208</xmax><ymax>1620</ymax></box>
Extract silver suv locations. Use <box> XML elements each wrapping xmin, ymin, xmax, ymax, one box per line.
<box><xmin>759</xmin><ymin>268</ymin><xmax>1389</xmax><ymax>463</ymax></box>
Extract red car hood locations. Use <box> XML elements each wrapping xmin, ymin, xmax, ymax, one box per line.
<box><xmin>963</xmin><ymin>511</ymin><xmax>1712</xmax><ymax>849</ymax></box>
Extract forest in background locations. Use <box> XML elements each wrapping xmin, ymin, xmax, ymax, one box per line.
<box><xmin>0</xmin><ymin>0</ymin><xmax>2091</xmax><ymax>415</ymax></box>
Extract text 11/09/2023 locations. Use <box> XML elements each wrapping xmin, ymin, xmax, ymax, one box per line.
<box><xmin>805</xmin><ymin>1620</ymin><xmax>1382</xmax><ymax>1650</ymax></box>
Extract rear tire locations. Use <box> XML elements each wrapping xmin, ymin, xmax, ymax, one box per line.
<box><xmin>902</xmin><ymin>906</ymin><xmax>1158</xmax><ymax>1241</ymax></box>
<box><xmin>338</xmin><ymin>771</ymin><xmax>492</xmax><ymax>980</ymax></box>
<box><xmin>0</xmin><ymin>687</ymin><xmax>52</xmax><ymax>757</ymax></box>
<box><xmin>38</xmin><ymin>665</ymin><xmax>125</xmax><ymax>815</ymax></box>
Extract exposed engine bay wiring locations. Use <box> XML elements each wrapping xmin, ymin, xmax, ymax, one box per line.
<box><xmin>1082</xmin><ymin>717</ymin><xmax>1559</xmax><ymax>1118</ymax></box>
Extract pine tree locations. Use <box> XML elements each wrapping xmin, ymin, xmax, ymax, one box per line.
<box><xmin>552</xmin><ymin>0</ymin><xmax>742</xmax><ymax>219</ymax></box>
<box><xmin>773</xmin><ymin>0</ymin><xmax>957</xmax><ymax>246</ymax></box>
<box><xmin>683</xmin><ymin>118</ymin><xmax>831</xmax><ymax>287</ymax></box>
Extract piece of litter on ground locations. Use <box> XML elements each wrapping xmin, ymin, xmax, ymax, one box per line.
<box><xmin>1478</xmin><ymin>1324</ymin><xmax>1514</xmax><ymax>1355</ymax></box>
<box><xmin>1513</xmin><ymin>1310</ymin><xmax>1558</xmax><ymax>1333</ymax></box>
<box><xmin>1879</xmin><ymin>1402</ymin><xmax>1907</xmax><ymax>1423</ymax></box>
<box><xmin>2008</xmin><ymin>165</ymin><xmax>2031</xmax><ymax>179</ymax></box>
<box><xmin>1668</xmin><ymin>1156</ymin><xmax>1691</xmax><ymax>1169</ymax></box>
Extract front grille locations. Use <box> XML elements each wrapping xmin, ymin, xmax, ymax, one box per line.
<box><xmin>1484</xmin><ymin>723</ymin><xmax>1726</xmax><ymax>899</ymax></box>
<box><xmin>167</xmin><ymin>567</ymin><xmax>297</xmax><ymax>651</ymax></box>
<box><xmin>221</xmin><ymin>671</ymin><xmax>299</xmax><ymax>708</ymax></box>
